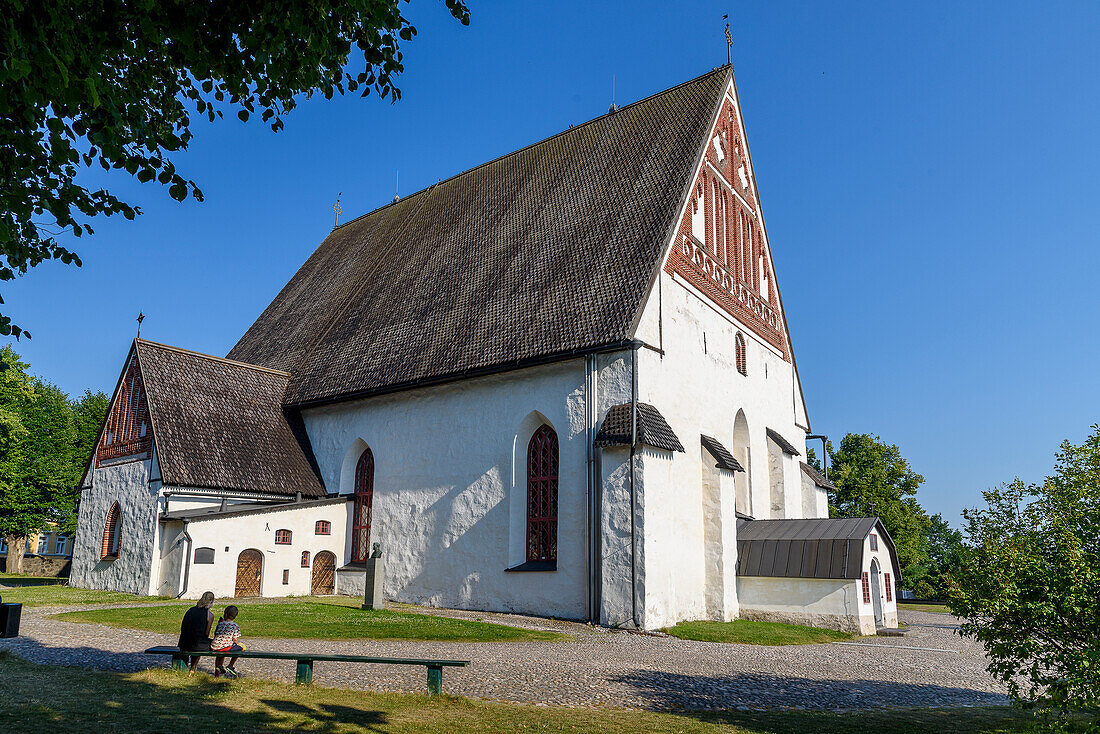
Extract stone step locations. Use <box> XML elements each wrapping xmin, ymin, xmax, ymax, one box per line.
<box><xmin>876</xmin><ymin>627</ymin><xmax>907</xmax><ymax>637</ymax></box>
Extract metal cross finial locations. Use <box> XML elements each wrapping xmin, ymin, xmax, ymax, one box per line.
<box><xmin>136</xmin><ymin>310</ymin><xmax>144</xmax><ymax>338</ymax></box>
<box><xmin>333</xmin><ymin>192</ymin><xmax>343</xmax><ymax>227</ymax></box>
<box><xmin>724</xmin><ymin>14</ymin><xmax>732</xmax><ymax>65</ymax></box>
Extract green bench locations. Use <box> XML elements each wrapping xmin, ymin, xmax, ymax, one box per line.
<box><xmin>144</xmin><ymin>646</ymin><xmax>469</xmax><ymax>695</ymax></box>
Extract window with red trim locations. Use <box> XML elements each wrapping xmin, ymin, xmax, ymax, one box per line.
<box><xmin>526</xmin><ymin>425</ymin><xmax>558</xmax><ymax>563</ymax></box>
<box><xmin>282</xmin><ymin>570</ymin><xmax>289</xmax><ymax>584</ymax></box>
<box><xmin>735</xmin><ymin>332</ymin><xmax>747</xmax><ymax>376</ymax></box>
<box><xmin>315</xmin><ymin>520</ymin><xmax>331</xmax><ymax>535</ymax></box>
<box><xmin>274</xmin><ymin>529</ymin><xmax>291</xmax><ymax>545</ymax></box>
<box><xmin>101</xmin><ymin>503</ymin><xmax>121</xmax><ymax>559</ymax></box>
<box><xmin>861</xmin><ymin>572</ymin><xmax>871</xmax><ymax>603</ymax></box>
<box><xmin>351</xmin><ymin>447</ymin><xmax>375</xmax><ymax>563</ymax></box>
<box><xmin>301</xmin><ymin>551</ymin><xmax>310</xmax><ymax>568</ymax></box>
<box><xmin>885</xmin><ymin>572</ymin><xmax>893</xmax><ymax>602</ymax></box>
<box><xmin>869</xmin><ymin>533</ymin><xmax>879</xmax><ymax>551</ymax></box>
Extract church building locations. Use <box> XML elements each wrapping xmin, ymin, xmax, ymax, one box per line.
<box><xmin>70</xmin><ymin>66</ymin><xmax>900</xmax><ymax>634</ymax></box>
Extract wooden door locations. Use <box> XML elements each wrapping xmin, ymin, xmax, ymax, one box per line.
<box><xmin>234</xmin><ymin>549</ymin><xmax>263</xmax><ymax>597</ymax></box>
<box><xmin>311</xmin><ymin>551</ymin><xmax>336</xmax><ymax>595</ymax></box>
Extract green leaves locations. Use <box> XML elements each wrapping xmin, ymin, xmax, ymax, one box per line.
<box><xmin>0</xmin><ymin>0</ymin><xmax>471</xmax><ymax>337</ymax></box>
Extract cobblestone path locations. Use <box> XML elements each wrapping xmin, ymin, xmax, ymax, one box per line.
<box><xmin>0</xmin><ymin>603</ymin><xmax>1007</xmax><ymax>711</ymax></box>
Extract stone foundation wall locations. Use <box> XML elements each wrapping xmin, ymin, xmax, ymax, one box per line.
<box><xmin>0</xmin><ymin>556</ymin><xmax>71</xmax><ymax>577</ymax></box>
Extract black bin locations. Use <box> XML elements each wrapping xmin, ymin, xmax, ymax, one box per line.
<box><xmin>0</xmin><ymin>595</ymin><xmax>22</xmax><ymax>638</ymax></box>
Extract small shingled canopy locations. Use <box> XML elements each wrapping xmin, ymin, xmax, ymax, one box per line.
<box><xmin>700</xmin><ymin>435</ymin><xmax>743</xmax><ymax>472</ymax></box>
<box><xmin>594</xmin><ymin>403</ymin><xmax>684</xmax><ymax>453</ymax></box>
<box><xmin>736</xmin><ymin>517</ymin><xmax>901</xmax><ymax>581</ymax></box>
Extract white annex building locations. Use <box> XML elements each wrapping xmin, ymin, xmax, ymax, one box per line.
<box><xmin>71</xmin><ymin>67</ymin><xmax>899</xmax><ymax>634</ymax></box>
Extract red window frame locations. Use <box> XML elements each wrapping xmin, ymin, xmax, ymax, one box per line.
<box><xmin>861</xmin><ymin>572</ymin><xmax>871</xmax><ymax>603</ymax></box>
<box><xmin>885</xmin><ymin>572</ymin><xmax>893</xmax><ymax>602</ymax></box>
<box><xmin>735</xmin><ymin>332</ymin><xmax>747</xmax><ymax>376</ymax></box>
<box><xmin>526</xmin><ymin>425</ymin><xmax>559</xmax><ymax>563</ymax></box>
<box><xmin>869</xmin><ymin>533</ymin><xmax>879</xmax><ymax>551</ymax></box>
<box><xmin>282</xmin><ymin>569</ymin><xmax>289</xmax><ymax>584</ymax></box>
<box><xmin>315</xmin><ymin>520</ymin><xmax>331</xmax><ymax>536</ymax></box>
<box><xmin>301</xmin><ymin>551</ymin><xmax>310</xmax><ymax>567</ymax></box>
<box><xmin>351</xmin><ymin>447</ymin><xmax>375</xmax><ymax>563</ymax></box>
<box><xmin>274</xmin><ymin>529</ymin><xmax>292</xmax><ymax>545</ymax></box>
<box><xmin>101</xmin><ymin>503</ymin><xmax>121</xmax><ymax>559</ymax></box>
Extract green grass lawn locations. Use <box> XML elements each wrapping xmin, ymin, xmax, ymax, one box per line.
<box><xmin>898</xmin><ymin>603</ymin><xmax>953</xmax><ymax>614</ymax></box>
<box><xmin>0</xmin><ymin>583</ymin><xmax>169</xmax><ymax>607</ymax></box>
<box><xmin>55</xmin><ymin>598</ymin><xmax>564</xmax><ymax>642</ymax></box>
<box><xmin>0</xmin><ymin>650</ymin><xmax>1059</xmax><ymax>733</ymax></box>
<box><xmin>662</xmin><ymin>619</ymin><xmax>853</xmax><ymax>645</ymax></box>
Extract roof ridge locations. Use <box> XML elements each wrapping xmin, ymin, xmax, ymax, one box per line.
<box><xmin>135</xmin><ymin>339</ymin><xmax>290</xmax><ymax>377</ymax></box>
<box><xmin>332</xmin><ymin>65</ymin><xmax>732</xmax><ymax>232</ymax></box>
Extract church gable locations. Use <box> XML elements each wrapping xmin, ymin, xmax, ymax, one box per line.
<box><xmin>663</xmin><ymin>82</ymin><xmax>789</xmax><ymax>360</ymax></box>
<box><xmin>96</xmin><ymin>353</ymin><xmax>152</xmax><ymax>466</ymax></box>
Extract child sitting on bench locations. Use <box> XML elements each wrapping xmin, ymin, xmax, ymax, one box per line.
<box><xmin>211</xmin><ymin>605</ymin><xmax>246</xmax><ymax>678</ymax></box>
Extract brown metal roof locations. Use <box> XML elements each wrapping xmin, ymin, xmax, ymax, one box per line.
<box><xmin>766</xmin><ymin>427</ymin><xmax>801</xmax><ymax>456</ymax></box>
<box><xmin>594</xmin><ymin>403</ymin><xmax>685</xmax><ymax>453</ymax></box>
<box><xmin>228</xmin><ymin>68</ymin><xmax>731</xmax><ymax>407</ymax></box>
<box><xmin>736</xmin><ymin>517</ymin><xmax>901</xmax><ymax>580</ymax></box>
<box><xmin>135</xmin><ymin>340</ymin><xmax>325</xmax><ymax>497</ymax></box>
<box><xmin>701</xmin><ymin>435</ymin><xmax>744</xmax><ymax>472</ymax></box>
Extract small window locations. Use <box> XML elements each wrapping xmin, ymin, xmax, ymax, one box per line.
<box><xmin>194</xmin><ymin>547</ymin><xmax>215</xmax><ymax>564</ymax></box>
<box><xmin>885</xmin><ymin>572</ymin><xmax>893</xmax><ymax>602</ymax></box>
<box><xmin>315</xmin><ymin>520</ymin><xmax>331</xmax><ymax>536</ymax></box>
<box><xmin>301</xmin><ymin>551</ymin><xmax>310</xmax><ymax>568</ymax></box>
<box><xmin>282</xmin><ymin>569</ymin><xmax>289</xmax><ymax>584</ymax></box>
<box><xmin>735</xmin><ymin>332</ymin><xmax>747</xmax><ymax>376</ymax></box>
<box><xmin>275</xmin><ymin>529</ymin><xmax>292</xmax><ymax>545</ymax></box>
<box><xmin>861</xmin><ymin>572</ymin><xmax>871</xmax><ymax>603</ymax></box>
<box><xmin>101</xmin><ymin>502</ymin><xmax>122</xmax><ymax>559</ymax></box>
<box><xmin>869</xmin><ymin>533</ymin><xmax>879</xmax><ymax>551</ymax></box>
<box><xmin>54</xmin><ymin>536</ymin><xmax>67</xmax><ymax>555</ymax></box>
<box><xmin>37</xmin><ymin>536</ymin><xmax>48</xmax><ymax>554</ymax></box>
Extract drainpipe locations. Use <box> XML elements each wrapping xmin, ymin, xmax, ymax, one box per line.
<box><xmin>806</xmin><ymin>434</ymin><xmax>829</xmax><ymax>480</ymax></box>
<box><xmin>628</xmin><ymin>344</ymin><xmax>639</xmax><ymax>628</ymax></box>
<box><xmin>176</xmin><ymin>525</ymin><xmax>193</xmax><ymax>599</ymax></box>
<box><xmin>584</xmin><ymin>354</ymin><xmax>601</xmax><ymax>623</ymax></box>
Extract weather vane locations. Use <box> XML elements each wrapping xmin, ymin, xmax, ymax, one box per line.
<box><xmin>136</xmin><ymin>310</ymin><xmax>144</xmax><ymax>338</ymax></box>
<box><xmin>724</xmin><ymin>14</ymin><xmax>732</xmax><ymax>65</ymax></box>
<box><xmin>333</xmin><ymin>192</ymin><xmax>343</xmax><ymax>227</ymax></box>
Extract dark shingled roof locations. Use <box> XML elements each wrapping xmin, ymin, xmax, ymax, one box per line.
<box><xmin>800</xmin><ymin>461</ymin><xmax>835</xmax><ymax>491</ymax></box>
<box><xmin>737</xmin><ymin>517</ymin><xmax>901</xmax><ymax>580</ymax></box>
<box><xmin>766</xmin><ymin>427</ymin><xmax>801</xmax><ymax>456</ymax></box>
<box><xmin>228</xmin><ymin>68</ymin><xmax>731</xmax><ymax>407</ymax></box>
<box><xmin>595</xmin><ymin>403</ymin><xmax>685</xmax><ymax>453</ymax></box>
<box><xmin>701</xmin><ymin>435</ymin><xmax>744</xmax><ymax>472</ymax></box>
<box><xmin>135</xmin><ymin>340</ymin><xmax>325</xmax><ymax>497</ymax></box>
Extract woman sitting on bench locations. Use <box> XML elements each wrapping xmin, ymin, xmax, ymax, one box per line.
<box><xmin>177</xmin><ymin>591</ymin><xmax>215</xmax><ymax>673</ymax></box>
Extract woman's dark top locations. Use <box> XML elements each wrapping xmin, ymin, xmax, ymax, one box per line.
<box><xmin>178</xmin><ymin>606</ymin><xmax>212</xmax><ymax>651</ymax></box>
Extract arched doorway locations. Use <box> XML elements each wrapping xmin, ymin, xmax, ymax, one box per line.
<box><xmin>234</xmin><ymin>549</ymin><xmax>263</xmax><ymax>597</ymax></box>
<box><xmin>870</xmin><ymin>558</ymin><xmax>884</xmax><ymax>628</ymax></box>
<box><xmin>351</xmin><ymin>447</ymin><xmax>374</xmax><ymax>563</ymax></box>
<box><xmin>311</xmin><ymin>551</ymin><xmax>336</xmax><ymax>595</ymax></box>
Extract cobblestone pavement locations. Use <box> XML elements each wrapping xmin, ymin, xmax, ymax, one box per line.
<box><xmin>0</xmin><ymin>602</ymin><xmax>1008</xmax><ymax>711</ymax></box>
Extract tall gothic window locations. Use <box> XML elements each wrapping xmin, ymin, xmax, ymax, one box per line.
<box><xmin>526</xmin><ymin>425</ymin><xmax>558</xmax><ymax>563</ymax></box>
<box><xmin>101</xmin><ymin>502</ymin><xmax>121</xmax><ymax>559</ymax></box>
<box><xmin>351</xmin><ymin>447</ymin><xmax>375</xmax><ymax>563</ymax></box>
<box><xmin>735</xmin><ymin>332</ymin><xmax>748</xmax><ymax>376</ymax></box>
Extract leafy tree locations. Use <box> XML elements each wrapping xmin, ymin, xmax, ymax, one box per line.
<box><xmin>921</xmin><ymin>512</ymin><xmax>965</xmax><ymax>598</ymax></box>
<box><xmin>948</xmin><ymin>427</ymin><xmax>1100</xmax><ymax>720</ymax></box>
<box><xmin>0</xmin><ymin>346</ymin><xmax>36</xmax><ymax>572</ymax></box>
<box><xmin>0</xmin><ymin>0</ymin><xmax>470</xmax><ymax>337</ymax></box>
<box><xmin>824</xmin><ymin>433</ymin><xmax>931</xmax><ymax>589</ymax></box>
<box><xmin>62</xmin><ymin>389</ymin><xmax>109</xmax><ymax>535</ymax></box>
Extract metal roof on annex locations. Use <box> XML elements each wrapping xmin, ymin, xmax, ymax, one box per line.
<box><xmin>736</xmin><ymin>517</ymin><xmax>901</xmax><ymax>580</ymax></box>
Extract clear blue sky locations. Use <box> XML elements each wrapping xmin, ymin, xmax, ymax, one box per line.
<box><xmin>7</xmin><ymin>1</ymin><xmax>1099</xmax><ymax>526</ymax></box>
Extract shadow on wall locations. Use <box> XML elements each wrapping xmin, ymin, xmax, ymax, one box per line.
<box><xmin>0</xmin><ymin>640</ymin><xmax>389</xmax><ymax>732</ymax></box>
<box><xmin>611</xmin><ymin>670</ymin><xmax>1008</xmax><ymax>712</ymax></box>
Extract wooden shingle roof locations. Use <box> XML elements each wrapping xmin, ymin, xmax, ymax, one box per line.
<box><xmin>228</xmin><ymin>67</ymin><xmax>731</xmax><ymax>407</ymax></box>
<box><xmin>135</xmin><ymin>340</ymin><xmax>325</xmax><ymax>497</ymax></box>
<box><xmin>594</xmin><ymin>402</ymin><xmax>685</xmax><ymax>453</ymax></box>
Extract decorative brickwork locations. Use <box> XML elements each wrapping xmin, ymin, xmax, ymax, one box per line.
<box><xmin>665</xmin><ymin>93</ymin><xmax>789</xmax><ymax>360</ymax></box>
<box><xmin>100</xmin><ymin>502</ymin><xmax>121</xmax><ymax>559</ymax></box>
<box><xmin>96</xmin><ymin>357</ymin><xmax>152</xmax><ymax>465</ymax></box>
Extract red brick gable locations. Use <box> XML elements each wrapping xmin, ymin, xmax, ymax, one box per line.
<box><xmin>664</xmin><ymin>88</ymin><xmax>789</xmax><ymax>360</ymax></box>
<box><xmin>96</xmin><ymin>355</ymin><xmax>152</xmax><ymax>466</ymax></box>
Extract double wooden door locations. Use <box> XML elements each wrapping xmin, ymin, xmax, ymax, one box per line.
<box><xmin>311</xmin><ymin>551</ymin><xmax>336</xmax><ymax>595</ymax></box>
<box><xmin>234</xmin><ymin>549</ymin><xmax>263</xmax><ymax>597</ymax></box>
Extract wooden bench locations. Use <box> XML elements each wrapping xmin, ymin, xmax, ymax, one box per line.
<box><xmin>144</xmin><ymin>646</ymin><xmax>469</xmax><ymax>695</ymax></box>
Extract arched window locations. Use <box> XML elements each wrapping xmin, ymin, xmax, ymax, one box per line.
<box><xmin>101</xmin><ymin>502</ymin><xmax>121</xmax><ymax>559</ymax></box>
<box><xmin>351</xmin><ymin>447</ymin><xmax>374</xmax><ymax>563</ymax></box>
<box><xmin>526</xmin><ymin>425</ymin><xmax>558</xmax><ymax>563</ymax></box>
<box><xmin>735</xmin><ymin>332</ymin><xmax>747</xmax><ymax>376</ymax></box>
<box><xmin>274</xmin><ymin>529</ymin><xmax>292</xmax><ymax>545</ymax></box>
<box><xmin>301</xmin><ymin>551</ymin><xmax>310</xmax><ymax>568</ymax></box>
<box><xmin>315</xmin><ymin>520</ymin><xmax>331</xmax><ymax>535</ymax></box>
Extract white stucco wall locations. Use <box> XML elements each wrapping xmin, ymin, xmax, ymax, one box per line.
<box><xmin>736</xmin><ymin>576</ymin><xmax>872</xmax><ymax>634</ymax></box>
<box><xmin>171</xmin><ymin>499</ymin><xmax>351</xmax><ymax>599</ymax></box>
<box><xmin>70</xmin><ymin>458</ymin><xmax>162</xmax><ymax>595</ymax></box>
<box><xmin>301</xmin><ymin>359</ymin><xmax>629</xmax><ymax>621</ymax></box>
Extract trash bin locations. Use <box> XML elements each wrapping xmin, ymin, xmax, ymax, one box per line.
<box><xmin>0</xmin><ymin>594</ymin><xmax>22</xmax><ymax>638</ymax></box>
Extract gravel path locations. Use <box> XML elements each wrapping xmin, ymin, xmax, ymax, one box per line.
<box><xmin>0</xmin><ymin>603</ymin><xmax>1008</xmax><ymax>711</ymax></box>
